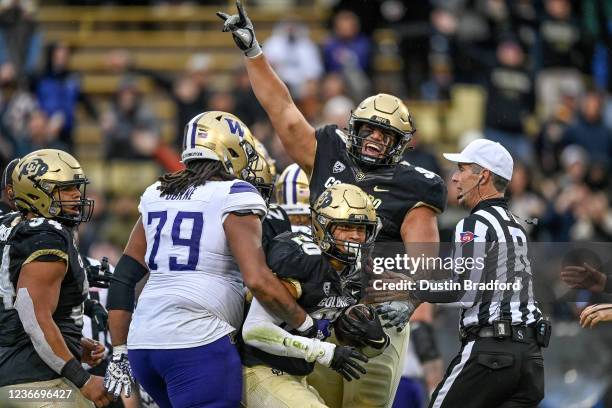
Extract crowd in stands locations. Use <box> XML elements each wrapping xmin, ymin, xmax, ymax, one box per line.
<box><xmin>0</xmin><ymin>0</ymin><xmax>610</xmax><ymax>264</ymax></box>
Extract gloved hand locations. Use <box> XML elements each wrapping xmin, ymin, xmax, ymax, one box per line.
<box><xmin>335</xmin><ymin>304</ymin><xmax>388</xmax><ymax>349</ymax></box>
<box><xmin>216</xmin><ymin>0</ymin><xmax>262</xmax><ymax>58</ymax></box>
<box><xmin>376</xmin><ymin>301</ymin><xmax>416</xmax><ymax>332</ymax></box>
<box><xmin>104</xmin><ymin>345</ymin><xmax>134</xmax><ymax>399</ymax></box>
<box><xmin>85</xmin><ymin>257</ymin><xmax>112</xmax><ymax>288</ymax></box>
<box><xmin>83</xmin><ymin>299</ymin><xmax>108</xmax><ymax>331</ymax></box>
<box><xmin>298</xmin><ymin>318</ymin><xmax>331</xmax><ymax>341</ymax></box>
<box><xmin>329</xmin><ymin>346</ymin><xmax>368</xmax><ymax>381</ymax></box>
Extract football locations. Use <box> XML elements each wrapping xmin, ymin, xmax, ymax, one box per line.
<box><xmin>334</xmin><ymin>303</ymin><xmax>374</xmax><ymax>347</ymax></box>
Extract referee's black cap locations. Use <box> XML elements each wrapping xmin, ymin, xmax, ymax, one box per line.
<box><xmin>1</xmin><ymin>157</ymin><xmax>20</xmax><ymax>191</ymax></box>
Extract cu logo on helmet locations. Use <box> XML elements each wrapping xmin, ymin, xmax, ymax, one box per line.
<box><xmin>317</xmin><ymin>190</ymin><xmax>333</xmax><ymax>208</ymax></box>
<box><xmin>19</xmin><ymin>158</ymin><xmax>48</xmax><ymax>181</ymax></box>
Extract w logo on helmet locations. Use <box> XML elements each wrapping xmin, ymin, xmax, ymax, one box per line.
<box><xmin>18</xmin><ymin>158</ymin><xmax>48</xmax><ymax>181</ymax></box>
<box><xmin>224</xmin><ymin>118</ymin><xmax>244</xmax><ymax>138</ymax></box>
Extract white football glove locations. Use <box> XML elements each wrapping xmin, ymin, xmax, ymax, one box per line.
<box><xmin>104</xmin><ymin>344</ymin><xmax>134</xmax><ymax>399</ymax></box>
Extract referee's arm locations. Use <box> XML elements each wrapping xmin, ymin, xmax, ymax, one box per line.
<box><xmin>414</xmin><ymin>216</ymin><xmax>490</xmax><ymax>304</ymax></box>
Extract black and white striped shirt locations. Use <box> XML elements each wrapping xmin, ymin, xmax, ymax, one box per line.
<box><xmin>452</xmin><ymin>198</ymin><xmax>542</xmax><ymax>329</ymax></box>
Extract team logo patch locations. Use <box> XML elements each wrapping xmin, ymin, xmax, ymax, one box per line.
<box><xmin>459</xmin><ymin>231</ymin><xmax>477</xmax><ymax>245</ymax></box>
<box><xmin>19</xmin><ymin>158</ymin><xmax>48</xmax><ymax>181</ymax></box>
<box><xmin>356</xmin><ymin>171</ymin><xmax>365</xmax><ymax>181</ymax></box>
<box><xmin>333</xmin><ymin>161</ymin><xmax>346</xmax><ymax>173</ymax></box>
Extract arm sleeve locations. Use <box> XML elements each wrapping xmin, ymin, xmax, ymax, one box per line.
<box><xmin>242</xmin><ymin>299</ymin><xmax>334</xmax><ymax>366</ymax></box>
<box><xmin>222</xmin><ymin>181</ymin><xmax>267</xmax><ymax>221</ymax></box>
<box><xmin>415</xmin><ymin>217</ymin><xmax>489</xmax><ymax>305</ymax></box>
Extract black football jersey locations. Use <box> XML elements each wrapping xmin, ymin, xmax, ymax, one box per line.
<box><xmin>241</xmin><ymin>231</ymin><xmax>358</xmax><ymax>376</ymax></box>
<box><xmin>0</xmin><ymin>217</ymin><xmax>88</xmax><ymax>386</ymax></box>
<box><xmin>0</xmin><ymin>201</ymin><xmax>13</xmax><ymax>216</ymax></box>
<box><xmin>310</xmin><ymin>125</ymin><xmax>447</xmax><ymax>242</ymax></box>
<box><xmin>262</xmin><ymin>204</ymin><xmax>292</xmax><ymax>253</ymax></box>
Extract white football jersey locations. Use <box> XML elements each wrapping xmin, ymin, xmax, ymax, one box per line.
<box><xmin>128</xmin><ymin>179</ymin><xmax>266</xmax><ymax>349</ymax></box>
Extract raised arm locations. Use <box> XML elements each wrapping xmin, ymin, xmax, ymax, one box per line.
<box><xmin>217</xmin><ymin>1</ymin><xmax>316</xmax><ymax>173</ymax></box>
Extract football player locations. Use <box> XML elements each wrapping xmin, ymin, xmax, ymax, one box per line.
<box><xmin>0</xmin><ymin>150</ymin><xmax>113</xmax><ymax>408</ymax></box>
<box><xmin>218</xmin><ymin>3</ymin><xmax>447</xmax><ymax>406</ymax></box>
<box><xmin>241</xmin><ymin>183</ymin><xmax>388</xmax><ymax>407</ymax></box>
<box><xmin>250</xmin><ymin>140</ymin><xmax>292</xmax><ymax>250</ymax></box>
<box><xmin>0</xmin><ymin>157</ymin><xmax>19</xmax><ymax>215</ymax></box>
<box><xmin>104</xmin><ymin>111</ymin><xmax>311</xmax><ymax>408</ymax></box>
<box><xmin>275</xmin><ymin>163</ymin><xmax>311</xmax><ymax>234</ymax></box>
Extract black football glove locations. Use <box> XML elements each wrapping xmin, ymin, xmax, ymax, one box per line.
<box><xmin>330</xmin><ymin>346</ymin><xmax>368</xmax><ymax>381</ymax></box>
<box><xmin>336</xmin><ymin>304</ymin><xmax>389</xmax><ymax>349</ymax></box>
<box><xmin>84</xmin><ymin>298</ymin><xmax>108</xmax><ymax>331</ymax></box>
<box><xmin>86</xmin><ymin>257</ymin><xmax>113</xmax><ymax>288</ymax></box>
<box><xmin>216</xmin><ymin>0</ymin><xmax>262</xmax><ymax>58</ymax></box>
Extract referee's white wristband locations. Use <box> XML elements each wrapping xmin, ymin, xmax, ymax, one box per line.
<box><xmin>296</xmin><ymin>315</ymin><xmax>313</xmax><ymax>332</ymax></box>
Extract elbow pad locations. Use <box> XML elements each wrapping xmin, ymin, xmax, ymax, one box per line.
<box><xmin>411</xmin><ymin>321</ymin><xmax>440</xmax><ymax>363</ymax></box>
<box><xmin>106</xmin><ymin>254</ymin><xmax>148</xmax><ymax>312</ymax></box>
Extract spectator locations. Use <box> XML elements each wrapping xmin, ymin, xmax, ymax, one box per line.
<box><xmin>0</xmin><ymin>0</ymin><xmax>42</xmax><ymax>80</ymax></box>
<box><xmin>571</xmin><ymin>191</ymin><xmax>612</xmax><ymax>241</ymax></box>
<box><xmin>34</xmin><ymin>41</ymin><xmax>98</xmax><ymax>151</ymax></box>
<box><xmin>0</xmin><ymin>61</ymin><xmax>36</xmax><ymax>160</ymax></box>
<box><xmin>484</xmin><ymin>36</ymin><xmax>535</xmax><ymax>162</ymax></box>
<box><xmin>535</xmin><ymin>90</ymin><xmax>578</xmax><ymax>176</ymax></box>
<box><xmin>540</xmin><ymin>145</ymin><xmax>589</xmax><ymax>241</ymax></box>
<box><xmin>563</xmin><ymin>90</ymin><xmax>612</xmax><ymax>169</ymax></box>
<box><xmin>583</xmin><ymin>0</ymin><xmax>612</xmax><ymax>91</ymax></box>
<box><xmin>14</xmin><ymin>108</ymin><xmax>68</xmax><ymax>156</ymax></box>
<box><xmin>232</xmin><ymin>67</ymin><xmax>267</xmax><ymax>127</ymax></box>
<box><xmin>507</xmin><ymin>161</ymin><xmax>546</xmax><ymax>238</ymax></box>
<box><xmin>109</xmin><ymin>50</ymin><xmax>213</xmax><ymax>149</ymax></box>
<box><xmin>101</xmin><ymin>76</ymin><xmax>160</xmax><ymax>160</ymax></box>
<box><xmin>387</xmin><ymin>0</ymin><xmax>433</xmax><ymax>97</ymax></box>
<box><xmin>320</xmin><ymin>95</ymin><xmax>353</xmax><ymax>129</ymax></box>
<box><xmin>534</xmin><ymin>0</ymin><xmax>586</xmax><ymax>120</ymax></box>
<box><xmin>323</xmin><ymin>10</ymin><xmax>372</xmax><ymax>74</ymax></box>
<box><xmin>264</xmin><ymin>19</ymin><xmax>323</xmax><ymax>97</ymax></box>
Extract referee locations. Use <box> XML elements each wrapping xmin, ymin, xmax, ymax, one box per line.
<box><xmin>426</xmin><ymin>139</ymin><xmax>549</xmax><ymax>407</ymax></box>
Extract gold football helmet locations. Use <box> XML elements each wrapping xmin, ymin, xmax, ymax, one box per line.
<box><xmin>2</xmin><ymin>157</ymin><xmax>19</xmax><ymax>205</ymax></box>
<box><xmin>348</xmin><ymin>93</ymin><xmax>416</xmax><ymax>166</ymax></box>
<box><xmin>12</xmin><ymin>149</ymin><xmax>94</xmax><ymax>226</ymax></box>
<box><xmin>275</xmin><ymin>163</ymin><xmax>310</xmax><ymax>227</ymax></box>
<box><xmin>254</xmin><ymin>140</ymin><xmax>276</xmax><ymax>179</ymax></box>
<box><xmin>181</xmin><ymin>111</ymin><xmax>259</xmax><ymax>179</ymax></box>
<box><xmin>311</xmin><ymin>183</ymin><xmax>380</xmax><ymax>264</ymax></box>
<box><xmin>250</xmin><ymin>141</ymin><xmax>276</xmax><ymax>204</ymax></box>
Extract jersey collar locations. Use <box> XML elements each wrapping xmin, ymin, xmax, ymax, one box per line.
<box><xmin>471</xmin><ymin>197</ymin><xmax>508</xmax><ymax>214</ymax></box>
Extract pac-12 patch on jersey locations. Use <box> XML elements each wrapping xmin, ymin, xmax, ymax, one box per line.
<box><xmin>460</xmin><ymin>231</ymin><xmax>477</xmax><ymax>245</ymax></box>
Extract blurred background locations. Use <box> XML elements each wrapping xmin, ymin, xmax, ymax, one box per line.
<box><xmin>0</xmin><ymin>0</ymin><xmax>611</xmax><ymax>406</ymax></box>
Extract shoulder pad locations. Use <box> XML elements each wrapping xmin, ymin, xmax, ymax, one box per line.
<box><xmin>397</xmin><ymin>162</ymin><xmax>447</xmax><ymax>213</ymax></box>
<box><xmin>267</xmin><ymin>232</ymin><xmax>325</xmax><ymax>281</ymax></box>
<box><xmin>335</xmin><ymin>128</ymin><xmax>349</xmax><ymax>144</ymax></box>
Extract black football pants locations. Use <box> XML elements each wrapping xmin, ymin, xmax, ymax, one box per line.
<box><xmin>429</xmin><ymin>337</ymin><xmax>544</xmax><ymax>408</ymax></box>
